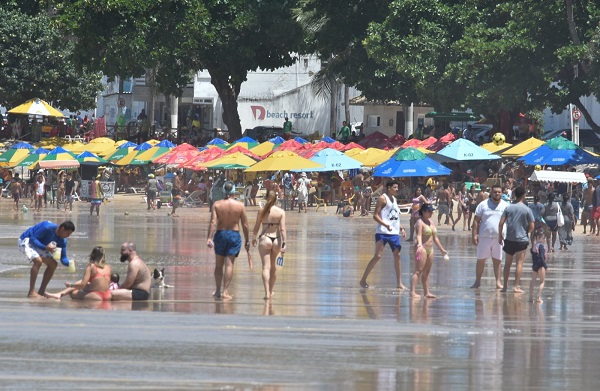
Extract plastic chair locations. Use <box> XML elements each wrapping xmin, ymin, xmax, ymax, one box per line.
<box><xmin>314</xmin><ymin>196</ymin><xmax>327</xmax><ymax>213</ymax></box>
<box><xmin>183</xmin><ymin>190</ymin><xmax>203</xmax><ymax>207</ymax></box>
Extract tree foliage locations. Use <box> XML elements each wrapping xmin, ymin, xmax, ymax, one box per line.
<box><xmin>0</xmin><ymin>6</ymin><xmax>102</xmax><ymax>110</ymax></box>
<box><xmin>56</xmin><ymin>0</ymin><xmax>305</xmax><ymax>138</ymax></box>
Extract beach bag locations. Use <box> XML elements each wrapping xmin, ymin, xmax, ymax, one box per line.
<box><xmin>556</xmin><ymin>204</ymin><xmax>564</xmax><ymax>227</ymax></box>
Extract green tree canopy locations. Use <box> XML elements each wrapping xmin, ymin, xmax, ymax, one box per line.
<box><xmin>0</xmin><ymin>6</ymin><xmax>102</xmax><ymax>111</ymax></box>
<box><xmin>56</xmin><ymin>0</ymin><xmax>305</xmax><ymax>139</ymax></box>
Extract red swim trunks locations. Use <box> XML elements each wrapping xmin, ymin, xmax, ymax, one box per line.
<box><xmin>593</xmin><ymin>206</ymin><xmax>600</xmax><ymax>220</ymax></box>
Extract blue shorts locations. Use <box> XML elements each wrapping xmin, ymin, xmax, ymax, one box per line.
<box><xmin>214</xmin><ymin>230</ymin><xmax>242</xmax><ymax>257</ymax></box>
<box><xmin>375</xmin><ymin>233</ymin><xmax>402</xmax><ymax>252</ymax></box>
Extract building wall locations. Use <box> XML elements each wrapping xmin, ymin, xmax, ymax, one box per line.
<box><xmin>360</xmin><ymin>105</ymin><xmax>433</xmax><ymax>137</ymax></box>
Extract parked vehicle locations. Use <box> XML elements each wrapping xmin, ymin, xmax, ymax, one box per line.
<box><xmin>244</xmin><ymin>126</ymin><xmax>285</xmax><ymax>142</ymax></box>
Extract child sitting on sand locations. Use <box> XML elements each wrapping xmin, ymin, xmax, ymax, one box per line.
<box><xmin>110</xmin><ymin>273</ymin><xmax>120</xmax><ymax>290</ymax></box>
<box><xmin>530</xmin><ymin>228</ymin><xmax>548</xmax><ymax>303</ymax></box>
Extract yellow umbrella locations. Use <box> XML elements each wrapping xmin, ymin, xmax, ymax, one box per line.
<box><xmin>88</xmin><ymin>137</ymin><xmax>115</xmax><ymax>145</ymax></box>
<box><xmin>501</xmin><ymin>138</ymin><xmax>545</xmax><ymax>157</ymax></box>
<box><xmin>250</xmin><ymin>141</ymin><xmax>276</xmax><ymax>157</ymax></box>
<box><xmin>346</xmin><ymin>148</ymin><xmax>389</xmax><ymax>166</ymax></box>
<box><xmin>62</xmin><ymin>141</ymin><xmax>88</xmax><ymax>154</ymax></box>
<box><xmin>481</xmin><ymin>141</ymin><xmax>513</xmax><ymax>154</ymax></box>
<box><xmin>146</xmin><ymin>139</ymin><xmax>161</xmax><ymax>146</ymax></box>
<box><xmin>205</xmin><ymin>152</ymin><xmax>258</xmax><ymax>168</ymax></box>
<box><xmin>415</xmin><ymin>147</ymin><xmax>434</xmax><ymax>154</ymax></box>
<box><xmin>344</xmin><ymin>147</ymin><xmax>367</xmax><ymax>157</ymax></box>
<box><xmin>245</xmin><ymin>151</ymin><xmax>323</xmax><ymax>172</ymax></box>
<box><xmin>0</xmin><ymin>148</ymin><xmax>30</xmax><ymax>168</ymax></box>
<box><xmin>8</xmin><ymin>98</ymin><xmax>65</xmax><ymax>117</ymax></box>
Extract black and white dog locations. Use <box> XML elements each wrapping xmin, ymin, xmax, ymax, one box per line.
<box><xmin>152</xmin><ymin>268</ymin><xmax>174</xmax><ymax>288</ymax></box>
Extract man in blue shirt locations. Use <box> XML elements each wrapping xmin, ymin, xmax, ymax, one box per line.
<box><xmin>18</xmin><ymin>220</ymin><xmax>75</xmax><ymax>298</ymax></box>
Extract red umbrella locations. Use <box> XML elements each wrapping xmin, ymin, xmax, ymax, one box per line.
<box><xmin>224</xmin><ymin>145</ymin><xmax>262</xmax><ymax>160</ymax></box>
<box><xmin>182</xmin><ymin>148</ymin><xmax>226</xmax><ymax>170</ymax></box>
<box><xmin>172</xmin><ymin>143</ymin><xmax>198</xmax><ymax>151</ymax></box>
<box><xmin>274</xmin><ymin>139</ymin><xmax>303</xmax><ymax>150</ymax></box>
<box><xmin>419</xmin><ymin>136</ymin><xmax>438</xmax><ymax>148</ymax></box>
<box><xmin>402</xmin><ymin>138</ymin><xmax>421</xmax><ymax>148</ymax></box>
<box><xmin>439</xmin><ymin>133</ymin><xmax>457</xmax><ymax>143</ymax></box>
<box><xmin>341</xmin><ymin>142</ymin><xmax>365</xmax><ymax>151</ymax></box>
<box><xmin>389</xmin><ymin>134</ymin><xmax>406</xmax><ymax>147</ymax></box>
<box><xmin>153</xmin><ymin>149</ymin><xmax>200</xmax><ymax>165</ymax></box>
<box><xmin>328</xmin><ymin>141</ymin><xmax>346</xmax><ymax>151</ymax></box>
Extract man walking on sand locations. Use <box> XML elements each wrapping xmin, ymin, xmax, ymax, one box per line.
<box><xmin>207</xmin><ymin>181</ymin><xmax>250</xmax><ymax>299</ymax></box>
<box><xmin>499</xmin><ymin>187</ymin><xmax>535</xmax><ymax>293</ymax></box>
<box><xmin>111</xmin><ymin>242</ymin><xmax>151</xmax><ymax>301</ymax></box>
<box><xmin>359</xmin><ymin>181</ymin><xmax>407</xmax><ymax>290</ymax></box>
<box><xmin>471</xmin><ymin>185</ymin><xmax>508</xmax><ymax>289</ymax></box>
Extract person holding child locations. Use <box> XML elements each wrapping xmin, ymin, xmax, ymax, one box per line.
<box><xmin>44</xmin><ymin>246</ymin><xmax>112</xmax><ymax>301</ymax></box>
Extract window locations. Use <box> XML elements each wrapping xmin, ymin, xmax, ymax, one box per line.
<box><xmin>367</xmin><ymin>115</ymin><xmax>381</xmax><ymax>127</ymax></box>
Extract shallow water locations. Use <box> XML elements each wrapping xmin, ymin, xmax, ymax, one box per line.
<box><xmin>1</xmin><ymin>196</ymin><xmax>600</xmax><ymax>389</ymax></box>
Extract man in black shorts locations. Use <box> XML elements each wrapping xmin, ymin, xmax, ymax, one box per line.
<box><xmin>111</xmin><ymin>242</ymin><xmax>151</xmax><ymax>301</ymax></box>
<box><xmin>498</xmin><ymin>187</ymin><xmax>535</xmax><ymax>293</ymax></box>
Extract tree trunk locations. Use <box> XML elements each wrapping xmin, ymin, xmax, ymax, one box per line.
<box><xmin>329</xmin><ymin>83</ymin><xmax>337</xmax><ymax>137</ymax></box>
<box><xmin>344</xmin><ymin>83</ymin><xmax>350</xmax><ymax>125</ymax></box>
<box><xmin>208</xmin><ymin>68</ymin><xmax>243</xmax><ymax>140</ymax></box>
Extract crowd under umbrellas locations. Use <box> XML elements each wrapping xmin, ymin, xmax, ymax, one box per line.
<box><xmin>1</xmin><ymin>128</ymin><xmax>599</xmax><ymax>300</ymax></box>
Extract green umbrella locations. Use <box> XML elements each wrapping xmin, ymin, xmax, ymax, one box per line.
<box><xmin>545</xmin><ymin>136</ymin><xmax>578</xmax><ymax>150</ymax></box>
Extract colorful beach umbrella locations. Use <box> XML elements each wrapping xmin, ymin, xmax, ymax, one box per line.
<box><xmin>293</xmin><ymin>136</ymin><xmax>308</xmax><ymax>144</ymax></box>
<box><xmin>501</xmin><ymin>137</ymin><xmax>545</xmax><ymax>157</ymax></box>
<box><xmin>8</xmin><ymin>98</ymin><xmax>64</xmax><ymax>117</ymax></box>
<box><xmin>152</xmin><ymin>149</ymin><xmax>200</xmax><ymax>165</ymax></box>
<box><xmin>250</xmin><ymin>141</ymin><xmax>277</xmax><ymax>157</ymax></box>
<box><xmin>76</xmin><ymin>151</ymin><xmax>109</xmax><ymax>165</ymax></box>
<box><xmin>181</xmin><ymin>148</ymin><xmax>227</xmax><ymax>170</ymax></box>
<box><xmin>105</xmin><ymin>147</ymin><xmax>135</xmax><ymax>162</ymax></box>
<box><xmin>269</xmin><ymin>136</ymin><xmax>286</xmax><ymax>144</ymax></box>
<box><xmin>10</xmin><ymin>142</ymin><xmax>35</xmax><ymax>150</ymax></box>
<box><xmin>373</xmin><ymin>147</ymin><xmax>452</xmax><ymax>177</ymax></box>
<box><xmin>206</xmin><ymin>137</ymin><xmax>229</xmax><ymax>146</ymax></box>
<box><xmin>14</xmin><ymin>153</ymin><xmax>47</xmax><ymax>168</ymax></box>
<box><xmin>437</xmin><ymin>138</ymin><xmax>500</xmax><ymax>161</ymax></box>
<box><xmin>0</xmin><ymin>148</ymin><xmax>30</xmax><ymax>167</ymax></box>
<box><xmin>205</xmin><ymin>152</ymin><xmax>259</xmax><ymax>169</ymax></box>
<box><xmin>245</xmin><ymin>151</ymin><xmax>324</xmax><ymax>172</ymax></box>
<box><xmin>519</xmin><ymin>144</ymin><xmax>600</xmax><ymax>166</ymax></box>
<box><xmin>298</xmin><ymin>148</ymin><xmax>362</xmax><ymax>172</ymax></box>
<box><xmin>39</xmin><ymin>146</ymin><xmax>78</xmax><ymax>169</ymax></box>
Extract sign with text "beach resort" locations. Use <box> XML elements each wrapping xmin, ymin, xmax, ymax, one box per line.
<box><xmin>251</xmin><ymin>106</ymin><xmax>314</xmax><ymax>121</ymax></box>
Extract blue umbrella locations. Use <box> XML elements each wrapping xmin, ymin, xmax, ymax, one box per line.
<box><xmin>134</xmin><ymin>142</ymin><xmax>153</xmax><ymax>151</ymax></box>
<box><xmin>269</xmin><ymin>136</ymin><xmax>286</xmax><ymax>144</ymax></box>
<box><xmin>118</xmin><ymin>141</ymin><xmax>138</xmax><ymax>149</ymax></box>
<box><xmin>156</xmin><ymin>139</ymin><xmax>176</xmax><ymax>148</ymax></box>
<box><xmin>32</xmin><ymin>147</ymin><xmax>50</xmax><ymax>154</ymax></box>
<box><xmin>437</xmin><ymin>138</ymin><xmax>500</xmax><ymax>161</ymax></box>
<box><xmin>520</xmin><ymin>145</ymin><xmax>600</xmax><ymax>166</ymax></box>
<box><xmin>373</xmin><ymin>147</ymin><xmax>452</xmax><ymax>177</ymax></box>
<box><xmin>11</xmin><ymin>142</ymin><xmax>34</xmax><ymax>150</ymax></box>
<box><xmin>47</xmin><ymin>146</ymin><xmax>73</xmax><ymax>155</ymax></box>
<box><xmin>295</xmin><ymin>148</ymin><xmax>362</xmax><ymax>172</ymax></box>
<box><xmin>321</xmin><ymin>136</ymin><xmax>336</xmax><ymax>143</ymax></box>
<box><xmin>294</xmin><ymin>136</ymin><xmax>308</xmax><ymax>144</ymax></box>
<box><xmin>234</xmin><ymin>136</ymin><xmax>257</xmax><ymax>143</ymax></box>
<box><xmin>206</xmin><ymin>137</ymin><xmax>228</xmax><ymax>145</ymax></box>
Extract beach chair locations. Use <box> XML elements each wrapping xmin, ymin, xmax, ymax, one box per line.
<box><xmin>314</xmin><ymin>196</ymin><xmax>327</xmax><ymax>213</ymax></box>
<box><xmin>184</xmin><ymin>190</ymin><xmax>203</xmax><ymax>207</ymax></box>
<box><xmin>336</xmin><ymin>193</ymin><xmax>355</xmax><ymax>214</ymax></box>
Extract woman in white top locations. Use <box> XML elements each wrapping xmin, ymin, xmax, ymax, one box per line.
<box><xmin>252</xmin><ymin>190</ymin><xmax>287</xmax><ymax>300</ymax></box>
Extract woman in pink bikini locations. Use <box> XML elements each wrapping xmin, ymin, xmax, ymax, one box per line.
<box><xmin>44</xmin><ymin>246</ymin><xmax>112</xmax><ymax>301</ymax></box>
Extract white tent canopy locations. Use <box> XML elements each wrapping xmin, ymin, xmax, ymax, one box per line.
<box><xmin>528</xmin><ymin>170</ymin><xmax>586</xmax><ymax>183</ymax></box>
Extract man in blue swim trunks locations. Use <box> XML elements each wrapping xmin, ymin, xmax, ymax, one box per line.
<box><xmin>207</xmin><ymin>182</ymin><xmax>250</xmax><ymax>299</ymax></box>
<box><xmin>359</xmin><ymin>181</ymin><xmax>407</xmax><ymax>290</ymax></box>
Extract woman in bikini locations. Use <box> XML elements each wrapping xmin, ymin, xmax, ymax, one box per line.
<box><xmin>467</xmin><ymin>185</ymin><xmax>478</xmax><ymax>231</ymax></box>
<box><xmin>410</xmin><ymin>203</ymin><xmax>448</xmax><ymax>299</ymax></box>
<box><xmin>44</xmin><ymin>246</ymin><xmax>112</xmax><ymax>301</ymax></box>
<box><xmin>452</xmin><ymin>183</ymin><xmax>469</xmax><ymax>231</ymax></box>
<box><xmin>409</xmin><ymin>187</ymin><xmax>428</xmax><ymax>241</ymax></box>
<box><xmin>252</xmin><ymin>190</ymin><xmax>287</xmax><ymax>300</ymax></box>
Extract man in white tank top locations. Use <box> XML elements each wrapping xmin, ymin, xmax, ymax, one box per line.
<box><xmin>360</xmin><ymin>181</ymin><xmax>407</xmax><ymax>289</ymax></box>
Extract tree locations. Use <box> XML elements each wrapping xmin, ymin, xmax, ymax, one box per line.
<box><xmin>0</xmin><ymin>6</ymin><xmax>102</xmax><ymax>110</ymax></box>
<box><xmin>56</xmin><ymin>0</ymin><xmax>305</xmax><ymax>139</ymax></box>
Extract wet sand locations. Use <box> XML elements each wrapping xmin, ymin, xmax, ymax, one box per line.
<box><xmin>1</xmin><ymin>195</ymin><xmax>600</xmax><ymax>389</ymax></box>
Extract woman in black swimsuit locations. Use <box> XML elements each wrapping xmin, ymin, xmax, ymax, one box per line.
<box><xmin>252</xmin><ymin>190</ymin><xmax>287</xmax><ymax>300</ymax></box>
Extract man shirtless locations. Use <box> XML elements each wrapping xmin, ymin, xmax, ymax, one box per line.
<box><xmin>475</xmin><ymin>184</ymin><xmax>489</xmax><ymax>205</ymax></box>
<box><xmin>111</xmin><ymin>242</ymin><xmax>151</xmax><ymax>301</ymax></box>
<box><xmin>207</xmin><ymin>182</ymin><xmax>250</xmax><ymax>299</ymax></box>
<box><xmin>582</xmin><ymin>178</ymin><xmax>595</xmax><ymax>234</ymax></box>
<box><xmin>436</xmin><ymin>183</ymin><xmax>454</xmax><ymax>226</ymax></box>
<box><xmin>352</xmin><ymin>171</ymin><xmax>364</xmax><ymax>211</ymax></box>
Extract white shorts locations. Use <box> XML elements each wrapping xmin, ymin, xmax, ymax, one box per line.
<box><xmin>18</xmin><ymin>238</ymin><xmax>51</xmax><ymax>262</ymax></box>
<box><xmin>476</xmin><ymin>237</ymin><xmax>503</xmax><ymax>260</ymax></box>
